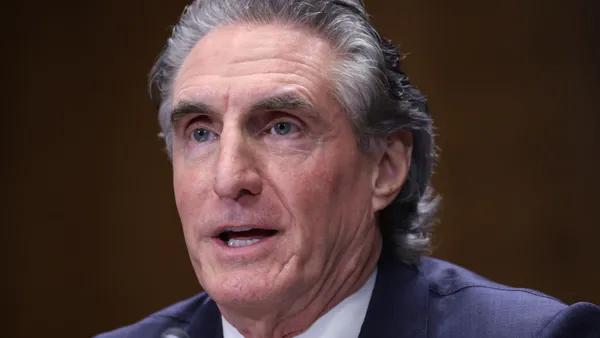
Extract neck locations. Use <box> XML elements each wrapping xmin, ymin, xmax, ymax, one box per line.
<box><xmin>217</xmin><ymin>232</ymin><xmax>382</xmax><ymax>338</ymax></box>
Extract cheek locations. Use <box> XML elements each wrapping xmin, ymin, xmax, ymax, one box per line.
<box><xmin>173</xmin><ymin>166</ymin><xmax>190</xmax><ymax>212</ymax></box>
<box><xmin>277</xmin><ymin>149</ymin><xmax>373</xmax><ymax>243</ymax></box>
<box><xmin>173</xmin><ymin>169</ymin><xmax>215</xmax><ymax>262</ymax></box>
<box><xmin>172</xmin><ymin>160</ymin><xmax>211</xmax><ymax>226</ymax></box>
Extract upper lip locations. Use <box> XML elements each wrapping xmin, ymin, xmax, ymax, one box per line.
<box><xmin>211</xmin><ymin>224</ymin><xmax>280</xmax><ymax>237</ymax></box>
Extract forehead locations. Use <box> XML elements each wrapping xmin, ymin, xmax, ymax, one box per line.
<box><xmin>172</xmin><ymin>23</ymin><xmax>337</xmax><ymax>109</ymax></box>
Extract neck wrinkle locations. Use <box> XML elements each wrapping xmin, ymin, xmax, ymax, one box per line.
<box><xmin>280</xmin><ymin>229</ymin><xmax>381</xmax><ymax>338</ymax></box>
<box><xmin>220</xmin><ymin>227</ymin><xmax>382</xmax><ymax>338</ymax></box>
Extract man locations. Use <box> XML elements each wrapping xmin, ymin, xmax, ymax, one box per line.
<box><xmin>97</xmin><ymin>0</ymin><xmax>600</xmax><ymax>337</ymax></box>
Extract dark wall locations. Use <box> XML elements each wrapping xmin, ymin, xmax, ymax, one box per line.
<box><xmin>4</xmin><ymin>0</ymin><xmax>599</xmax><ymax>337</ymax></box>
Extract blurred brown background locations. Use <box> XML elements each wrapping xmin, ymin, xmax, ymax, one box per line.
<box><xmin>3</xmin><ymin>0</ymin><xmax>599</xmax><ymax>337</ymax></box>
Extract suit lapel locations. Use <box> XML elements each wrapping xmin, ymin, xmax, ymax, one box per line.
<box><xmin>185</xmin><ymin>295</ymin><xmax>223</xmax><ymax>338</ymax></box>
<box><xmin>358</xmin><ymin>251</ymin><xmax>429</xmax><ymax>338</ymax></box>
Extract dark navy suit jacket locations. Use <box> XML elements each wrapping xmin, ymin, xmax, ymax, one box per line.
<box><xmin>96</xmin><ymin>252</ymin><xmax>600</xmax><ymax>337</ymax></box>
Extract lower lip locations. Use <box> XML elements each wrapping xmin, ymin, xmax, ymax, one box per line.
<box><xmin>212</xmin><ymin>233</ymin><xmax>279</xmax><ymax>257</ymax></box>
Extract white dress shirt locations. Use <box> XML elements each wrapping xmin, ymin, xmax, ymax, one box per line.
<box><xmin>222</xmin><ymin>268</ymin><xmax>377</xmax><ymax>338</ymax></box>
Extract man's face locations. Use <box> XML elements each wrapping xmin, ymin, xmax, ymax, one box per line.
<box><xmin>171</xmin><ymin>24</ymin><xmax>382</xmax><ymax>308</ymax></box>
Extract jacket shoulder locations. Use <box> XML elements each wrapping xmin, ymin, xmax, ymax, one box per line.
<box><xmin>94</xmin><ymin>292</ymin><xmax>212</xmax><ymax>338</ymax></box>
<box><xmin>420</xmin><ymin>257</ymin><xmax>600</xmax><ymax>337</ymax></box>
<box><xmin>537</xmin><ymin>302</ymin><xmax>600</xmax><ymax>338</ymax></box>
<box><xmin>421</xmin><ymin>257</ymin><xmax>561</xmax><ymax>300</ymax></box>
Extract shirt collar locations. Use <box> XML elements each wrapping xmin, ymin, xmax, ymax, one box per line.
<box><xmin>222</xmin><ymin>268</ymin><xmax>378</xmax><ymax>338</ymax></box>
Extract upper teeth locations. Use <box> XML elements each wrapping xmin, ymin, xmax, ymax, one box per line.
<box><xmin>227</xmin><ymin>227</ymin><xmax>253</xmax><ymax>233</ymax></box>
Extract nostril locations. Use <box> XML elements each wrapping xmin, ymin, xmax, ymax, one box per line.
<box><xmin>235</xmin><ymin>189</ymin><xmax>254</xmax><ymax>199</ymax></box>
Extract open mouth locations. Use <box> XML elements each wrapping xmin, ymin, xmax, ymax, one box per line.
<box><xmin>217</xmin><ymin>227</ymin><xmax>278</xmax><ymax>247</ymax></box>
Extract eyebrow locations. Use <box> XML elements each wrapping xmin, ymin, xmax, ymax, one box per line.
<box><xmin>251</xmin><ymin>93</ymin><xmax>317</xmax><ymax>117</ymax></box>
<box><xmin>170</xmin><ymin>100</ymin><xmax>213</xmax><ymax>127</ymax></box>
<box><xmin>169</xmin><ymin>93</ymin><xmax>320</xmax><ymax>127</ymax></box>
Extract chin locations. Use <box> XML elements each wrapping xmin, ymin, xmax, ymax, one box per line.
<box><xmin>201</xmin><ymin>268</ymin><xmax>290</xmax><ymax>307</ymax></box>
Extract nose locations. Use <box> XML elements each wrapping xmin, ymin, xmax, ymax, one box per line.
<box><xmin>213</xmin><ymin>128</ymin><xmax>262</xmax><ymax>200</ymax></box>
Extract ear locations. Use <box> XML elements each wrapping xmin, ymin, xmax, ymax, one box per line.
<box><xmin>371</xmin><ymin>131</ymin><xmax>413</xmax><ymax>212</ymax></box>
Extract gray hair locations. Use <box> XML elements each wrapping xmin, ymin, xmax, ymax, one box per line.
<box><xmin>149</xmin><ymin>0</ymin><xmax>439</xmax><ymax>264</ymax></box>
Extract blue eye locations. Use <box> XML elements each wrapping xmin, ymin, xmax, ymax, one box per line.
<box><xmin>270</xmin><ymin>122</ymin><xmax>298</xmax><ymax>136</ymax></box>
<box><xmin>191</xmin><ymin>128</ymin><xmax>215</xmax><ymax>142</ymax></box>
